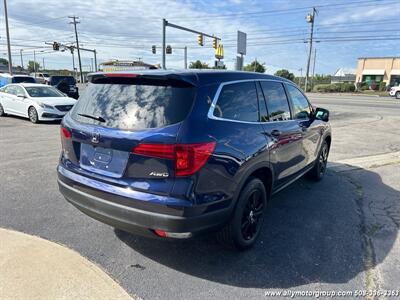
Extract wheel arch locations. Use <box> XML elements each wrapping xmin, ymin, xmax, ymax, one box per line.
<box><xmin>233</xmin><ymin>162</ymin><xmax>274</xmax><ymax>208</ymax></box>
<box><xmin>27</xmin><ymin>105</ymin><xmax>39</xmax><ymax>120</ymax></box>
<box><xmin>324</xmin><ymin>134</ymin><xmax>332</xmax><ymax>149</ymax></box>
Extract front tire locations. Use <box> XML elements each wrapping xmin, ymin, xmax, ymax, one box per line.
<box><xmin>217</xmin><ymin>177</ymin><xmax>267</xmax><ymax>250</ymax></box>
<box><xmin>28</xmin><ymin>106</ymin><xmax>39</xmax><ymax>123</ymax></box>
<box><xmin>0</xmin><ymin>103</ymin><xmax>6</xmax><ymax>116</ymax></box>
<box><xmin>307</xmin><ymin>140</ymin><xmax>329</xmax><ymax>181</ymax></box>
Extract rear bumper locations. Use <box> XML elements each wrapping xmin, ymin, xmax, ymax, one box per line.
<box><xmin>57</xmin><ymin>167</ymin><xmax>232</xmax><ymax>238</ymax></box>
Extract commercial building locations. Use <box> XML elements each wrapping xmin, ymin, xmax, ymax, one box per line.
<box><xmin>356</xmin><ymin>57</ymin><xmax>400</xmax><ymax>87</ymax></box>
<box><xmin>99</xmin><ymin>60</ymin><xmax>158</xmax><ymax>72</ymax></box>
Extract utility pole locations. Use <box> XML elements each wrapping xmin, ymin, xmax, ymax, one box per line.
<box><xmin>304</xmin><ymin>7</ymin><xmax>316</xmax><ymax>92</ymax></box>
<box><xmin>311</xmin><ymin>48</ymin><xmax>317</xmax><ymax>90</ymax></box>
<box><xmin>69</xmin><ymin>16</ymin><xmax>83</xmax><ymax>83</ymax></box>
<box><xmin>94</xmin><ymin>49</ymin><xmax>97</xmax><ymax>71</ymax></box>
<box><xmin>298</xmin><ymin>68</ymin><xmax>303</xmax><ymax>86</ymax></box>
<box><xmin>33</xmin><ymin>50</ymin><xmax>36</xmax><ymax>77</ymax></box>
<box><xmin>20</xmin><ymin>49</ymin><xmax>24</xmax><ymax>70</ymax></box>
<box><xmin>42</xmin><ymin>57</ymin><xmax>45</xmax><ymax>71</ymax></box>
<box><xmin>3</xmin><ymin>0</ymin><xmax>13</xmax><ymax>74</ymax></box>
<box><xmin>184</xmin><ymin>46</ymin><xmax>187</xmax><ymax>69</ymax></box>
<box><xmin>162</xmin><ymin>19</ymin><xmax>166</xmax><ymax>69</ymax></box>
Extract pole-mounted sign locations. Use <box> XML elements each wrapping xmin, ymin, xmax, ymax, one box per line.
<box><xmin>215</xmin><ymin>44</ymin><xmax>224</xmax><ymax>60</ymax></box>
<box><xmin>236</xmin><ymin>31</ymin><xmax>247</xmax><ymax>70</ymax></box>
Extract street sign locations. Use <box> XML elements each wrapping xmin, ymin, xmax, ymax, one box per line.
<box><xmin>237</xmin><ymin>31</ymin><xmax>247</xmax><ymax>55</ymax></box>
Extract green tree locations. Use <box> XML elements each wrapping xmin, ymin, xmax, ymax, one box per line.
<box><xmin>189</xmin><ymin>60</ymin><xmax>210</xmax><ymax>69</ymax></box>
<box><xmin>27</xmin><ymin>60</ymin><xmax>40</xmax><ymax>73</ymax></box>
<box><xmin>274</xmin><ymin>69</ymin><xmax>295</xmax><ymax>81</ymax></box>
<box><xmin>243</xmin><ymin>60</ymin><xmax>266</xmax><ymax>73</ymax></box>
<box><xmin>0</xmin><ymin>58</ymin><xmax>8</xmax><ymax>66</ymax></box>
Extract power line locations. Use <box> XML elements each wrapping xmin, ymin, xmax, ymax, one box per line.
<box><xmin>169</xmin><ymin>0</ymin><xmax>394</xmax><ymax>20</ymax></box>
<box><xmin>7</xmin><ymin>15</ymin><xmax>68</xmax><ymax>27</ymax></box>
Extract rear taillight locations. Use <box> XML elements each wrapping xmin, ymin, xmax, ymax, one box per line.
<box><xmin>133</xmin><ymin>143</ymin><xmax>175</xmax><ymax>159</ymax></box>
<box><xmin>132</xmin><ymin>142</ymin><xmax>216</xmax><ymax>177</ymax></box>
<box><xmin>60</xmin><ymin>126</ymin><xmax>71</xmax><ymax>139</ymax></box>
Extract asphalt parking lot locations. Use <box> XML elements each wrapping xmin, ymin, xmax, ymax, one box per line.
<box><xmin>1</xmin><ymin>94</ymin><xmax>399</xmax><ymax>299</ymax></box>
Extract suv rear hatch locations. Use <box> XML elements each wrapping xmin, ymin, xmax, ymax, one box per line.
<box><xmin>60</xmin><ymin>73</ymin><xmax>201</xmax><ymax>196</ymax></box>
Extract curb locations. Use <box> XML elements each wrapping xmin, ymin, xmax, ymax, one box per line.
<box><xmin>0</xmin><ymin>228</ymin><xmax>137</xmax><ymax>300</ymax></box>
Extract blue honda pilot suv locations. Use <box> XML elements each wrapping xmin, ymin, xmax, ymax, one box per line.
<box><xmin>58</xmin><ymin>70</ymin><xmax>331</xmax><ymax>250</ymax></box>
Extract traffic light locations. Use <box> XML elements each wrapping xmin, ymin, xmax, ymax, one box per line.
<box><xmin>197</xmin><ymin>34</ymin><xmax>204</xmax><ymax>46</ymax></box>
<box><xmin>212</xmin><ymin>38</ymin><xmax>218</xmax><ymax>49</ymax></box>
<box><xmin>152</xmin><ymin>45</ymin><xmax>156</xmax><ymax>54</ymax></box>
<box><xmin>53</xmin><ymin>42</ymin><xmax>60</xmax><ymax>51</ymax></box>
<box><xmin>166</xmin><ymin>45</ymin><xmax>172</xmax><ymax>54</ymax></box>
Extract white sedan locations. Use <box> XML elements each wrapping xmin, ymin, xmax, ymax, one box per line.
<box><xmin>0</xmin><ymin>83</ymin><xmax>77</xmax><ymax>123</ymax></box>
<box><xmin>389</xmin><ymin>86</ymin><xmax>400</xmax><ymax>99</ymax></box>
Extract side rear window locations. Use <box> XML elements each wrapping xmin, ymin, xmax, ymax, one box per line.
<box><xmin>70</xmin><ymin>81</ymin><xmax>195</xmax><ymax>130</ymax></box>
<box><xmin>260</xmin><ymin>81</ymin><xmax>291</xmax><ymax>121</ymax></box>
<box><xmin>286</xmin><ymin>84</ymin><xmax>311</xmax><ymax>119</ymax></box>
<box><xmin>213</xmin><ymin>81</ymin><xmax>258</xmax><ymax>122</ymax></box>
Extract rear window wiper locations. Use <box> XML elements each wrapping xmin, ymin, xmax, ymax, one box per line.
<box><xmin>77</xmin><ymin>113</ymin><xmax>106</xmax><ymax>123</ymax></box>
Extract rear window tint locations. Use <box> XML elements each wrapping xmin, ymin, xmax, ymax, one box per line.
<box><xmin>70</xmin><ymin>82</ymin><xmax>195</xmax><ymax>130</ymax></box>
<box><xmin>12</xmin><ymin>76</ymin><xmax>35</xmax><ymax>83</ymax></box>
<box><xmin>50</xmin><ymin>76</ymin><xmax>76</xmax><ymax>85</ymax></box>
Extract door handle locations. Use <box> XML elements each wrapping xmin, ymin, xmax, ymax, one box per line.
<box><xmin>271</xmin><ymin>129</ymin><xmax>281</xmax><ymax>137</ymax></box>
<box><xmin>299</xmin><ymin>123</ymin><xmax>308</xmax><ymax>131</ymax></box>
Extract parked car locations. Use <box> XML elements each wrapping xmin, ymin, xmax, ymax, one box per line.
<box><xmin>48</xmin><ymin>75</ymin><xmax>79</xmax><ymax>99</ymax></box>
<box><xmin>389</xmin><ymin>85</ymin><xmax>400</xmax><ymax>99</ymax></box>
<box><xmin>0</xmin><ymin>83</ymin><xmax>77</xmax><ymax>123</ymax></box>
<box><xmin>31</xmin><ymin>72</ymin><xmax>50</xmax><ymax>84</ymax></box>
<box><xmin>0</xmin><ymin>73</ymin><xmax>36</xmax><ymax>87</ymax></box>
<box><xmin>57</xmin><ymin>70</ymin><xmax>331</xmax><ymax>250</ymax></box>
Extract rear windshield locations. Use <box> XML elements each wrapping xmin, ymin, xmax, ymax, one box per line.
<box><xmin>12</xmin><ymin>76</ymin><xmax>35</xmax><ymax>83</ymax></box>
<box><xmin>70</xmin><ymin>82</ymin><xmax>195</xmax><ymax>130</ymax></box>
<box><xmin>51</xmin><ymin>76</ymin><xmax>75</xmax><ymax>85</ymax></box>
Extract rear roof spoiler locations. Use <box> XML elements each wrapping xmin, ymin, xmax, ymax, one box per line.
<box><xmin>88</xmin><ymin>72</ymin><xmax>199</xmax><ymax>87</ymax></box>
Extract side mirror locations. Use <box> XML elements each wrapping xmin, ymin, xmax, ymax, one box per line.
<box><xmin>16</xmin><ymin>93</ymin><xmax>26</xmax><ymax>98</ymax></box>
<box><xmin>313</xmin><ymin>107</ymin><xmax>329</xmax><ymax>122</ymax></box>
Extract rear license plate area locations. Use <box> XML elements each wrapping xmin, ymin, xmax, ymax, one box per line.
<box><xmin>80</xmin><ymin>143</ymin><xmax>129</xmax><ymax>178</ymax></box>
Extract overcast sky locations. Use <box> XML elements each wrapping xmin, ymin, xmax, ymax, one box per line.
<box><xmin>1</xmin><ymin>0</ymin><xmax>399</xmax><ymax>75</ymax></box>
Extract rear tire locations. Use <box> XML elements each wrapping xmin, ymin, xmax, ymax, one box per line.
<box><xmin>0</xmin><ymin>103</ymin><xmax>5</xmax><ymax>116</ymax></box>
<box><xmin>28</xmin><ymin>106</ymin><xmax>39</xmax><ymax>123</ymax></box>
<box><xmin>217</xmin><ymin>177</ymin><xmax>267</xmax><ymax>250</ymax></box>
<box><xmin>307</xmin><ymin>140</ymin><xmax>329</xmax><ymax>181</ymax></box>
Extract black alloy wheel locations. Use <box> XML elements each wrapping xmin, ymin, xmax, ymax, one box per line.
<box><xmin>241</xmin><ymin>189</ymin><xmax>264</xmax><ymax>240</ymax></box>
